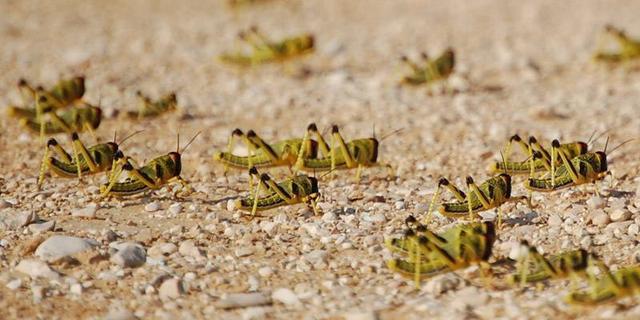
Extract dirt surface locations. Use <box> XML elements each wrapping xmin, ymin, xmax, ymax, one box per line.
<box><xmin>1</xmin><ymin>0</ymin><xmax>640</xmax><ymax>319</ymax></box>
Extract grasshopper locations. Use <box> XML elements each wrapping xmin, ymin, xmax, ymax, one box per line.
<box><xmin>7</xmin><ymin>76</ymin><xmax>85</xmax><ymax>116</ymax></box>
<box><xmin>37</xmin><ymin>131</ymin><xmax>140</xmax><ymax>190</ymax></box>
<box><xmin>213</xmin><ymin>127</ymin><xmax>318</xmax><ymax>172</ymax></box>
<box><xmin>385</xmin><ymin>218</ymin><xmax>495</xmax><ymax>288</ymax></box>
<box><xmin>293</xmin><ymin>124</ymin><xmax>395</xmax><ymax>180</ymax></box>
<box><xmin>507</xmin><ymin>241</ymin><xmax>605</xmax><ymax>287</ymax></box>
<box><xmin>234</xmin><ymin>166</ymin><xmax>320</xmax><ymax>217</ymax></box>
<box><xmin>524</xmin><ymin>139</ymin><xmax>610</xmax><ymax>195</ymax></box>
<box><xmin>593</xmin><ymin>25</ymin><xmax>640</xmax><ymax>63</ymax></box>
<box><xmin>566</xmin><ymin>266</ymin><xmax>640</xmax><ymax>305</ymax></box>
<box><xmin>126</xmin><ymin>91</ymin><xmax>178</xmax><ymax>120</ymax></box>
<box><xmin>400</xmin><ymin>48</ymin><xmax>455</xmax><ymax>86</ymax></box>
<box><xmin>425</xmin><ymin>174</ymin><xmax>530</xmax><ymax>228</ymax></box>
<box><xmin>489</xmin><ymin>135</ymin><xmax>588</xmax><ymax>175</ymax></box>
<box><xmin>100</xmin><ymin>133</ymin><xmax>200</xmax><ymax>197</ymax></box>
<box><xmin>219</xmin><ymin>26</ymin><xmax>314</xmax><ymax>66</ymax></box>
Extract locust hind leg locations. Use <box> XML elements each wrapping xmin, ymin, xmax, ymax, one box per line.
<box><xmin>37</xmin><ymin>141</ymin><xmax>54</xmax><ymax>190</ymax></box>
<box><xmin>465</xmin><ymin>176</ymin><xmax>493</xmax><ymax>222</ymax></box>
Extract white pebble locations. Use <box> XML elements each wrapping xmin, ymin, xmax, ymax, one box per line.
<box><xmin>70</xmin><ymin>283</ymin><xmax>83</xmax><ymax>295</ymax></box>
<box><xmin>35</xmin><ymin>235</ymin><xmax>98</xmax><ymax>261</ymax></box>
<box><xmin>272</xmin><ymin>288</ymin><xmax>300</xmax><ymax>305</ymax></box>
<box><xmin>6</xmin><ymin>279</ymin><xmax>22</xmax><ymax>290</ymax></box>
<box><xmin>609</xmin><ymin>209</ymin><xmax>631</xmax><ymax>222</ymax></box>
<box><xmin>28</xmin><ymin>220</ymin><xmax>56</xmax><ymax>234</ymax></box>
<box><xmin>144</xmin><ymin>201</ymin><xmax>160</xmax><ymax>212</ymax></box>
<box><xmin>110</xmin><ymin>243</ymin><xmax>147</xmax><ymax>268</ymax></box>
<box><xmin>235</xmin><ymin>247</ymin><xmax>254</xmax><ymax>257</ymax></box>
<box><xmin>179</xmin><ymin>240</ymin><xmax>204</xmax><ymax>258</ymax></box>
<box><xmin>590</xmin><ymin>210</ymin><xmax>610</xmax><ymax>227</ymax></box>
<box><xmin>258</xmin><ymin>267</ymin><xmax>273</xmax><ymax>277</ymax></box>
<box><xmin>227</xmin><ymin>199</ymin><xmax>236</xmax><ymax>212</ymax></box>
<box><xmin>362</xmin><ymin>212</ymin><xmax>385</xmax><ymax>223</ymax></box>
<box><xmin>72</xmin><ymin>204</ymin><xmax>98</xmax><ymax>218</ymax></box>
<box><xmin>10</xmin><ymin>211</ymin><xmax>38</xmax><ymax>229</ymax></box>
<box><xmin>587</xmin><ymin>197</ymin><xmax>606</xmax><ymax>209</ymax></box>
<box><xmin>16</xmin><ymin>259</ymin><xmax>60</xmax><ymax>280</ymax></box>
<box><xmin>168</xmin><ymin>203</ymin><xmax>182</xmax><ymax>215</ymax></box>
<box><xmin>547</xmin><ymin>214</ymin><xmax>562</xmax><ymax>226</ymax></box>
<box><xmin>216</xmin><ymin>292</ymin><xmax>271</xmax><ymax>309</ymax></box>
<box><xmin>628</xmin><ymin>224</ymin><xmax>639</xmax><ymax>236</ymax></box>
<box><xmin>159</xmin><ymin>278</ymin><xmax>184</xmax><ymax>300</ymax></box>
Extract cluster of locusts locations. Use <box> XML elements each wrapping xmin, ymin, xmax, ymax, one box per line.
<box><xmin>4</xmin><ymin>22</ymin><xmax>640</xmax><ymax>306</ymax></box>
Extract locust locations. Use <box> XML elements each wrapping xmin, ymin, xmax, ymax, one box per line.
<box><xmin>489</xmin><ymin>134</ymin><xmax>588</xmax><ymax>176</ymax></box>
<box><xmin>293</xmin><ymin>124</ymin><xmax>396</xmax><ymax>180</ymax></box>
<box><xmin>566</xmin><ymin>265</ymin><xmax>640</xmax><ymax>305</ymax></box>
<box><xmin>400</xmin><ymin>48</ymin><xmax>455</xmax><ymax>86</ymax></box>
<box><xmin>126</xmin><ymin>91</ymin><xmax>178</xmax><ymax>119</ymax></box>
<box><xmin>100</xmin><ymin>133</ymin><xmax>200</xmax><ymax>197</ymax></box>
<box><xmin>424</xmin><ymin>174</ymin><xmax>530</xmax><ymax>228</ymax></box>
<box><xmin>219</xmin><ymin>26</ymin><xmax>314</xmax><ymax>66</ymax></box>
<box><xmin>234</xmin><ymin>166</ymin><xmax>320</xmax><ymax>217</ymax></box>
<box><xmin>385</xmin><ymin>217</ymin><xmax>495</xmax><ymax>288</ymax></box>
<box><xmin>37</xmin><ymin>131</ymin><xmax>140</xmax><ymax>190</ymax></box>
<box><xmin>507</xmin><ymin>241</ymin><xmax>605</xmax><ymax>287</ymax></box>
<box><xmin>6</xmin><ymin>76</ymin><xmax>86</xmax><ymax>117</ymax></box>
<box><xmin>593</xmin><ymin>24</ymin><xmax>640</xmax><ymax>63</ymax></box>
<box><xmin>524</xmin><ymin>139</ymin><xmax>611</xmax><ymax>195</ymax></box>
<box><xmin>213</xmin><ymin>127</ymin><xmax>318</xmax><ymax>173</ymax></box>
<box><xmin>19</xmin><ymin>96</ymin><xmax>102</xmax><ymax>137</ymax></box>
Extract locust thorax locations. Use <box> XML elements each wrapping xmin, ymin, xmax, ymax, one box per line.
<box><xmin>498</xmin><ymin>173</ymin><xmax>512</xmax><ymax>198</ymax></box>
<box><xmin>595</xmin><ymin>151</ymin><xmax>608</xmax><ymax>173</ymax></box>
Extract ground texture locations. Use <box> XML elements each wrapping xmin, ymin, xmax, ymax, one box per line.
<box><xmin>1</xmin><ymin>0</ymin><xmax>640</xmax><ymax>319</ymax></box>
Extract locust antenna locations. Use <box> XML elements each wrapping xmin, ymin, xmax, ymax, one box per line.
<box><xmin>607</xmin><ymin>138</ymin><xmax>636</xmax><ymax>156</ymax></box>
<box><xmin>118</xmin><ymin>130</ymin><xmax>144</xmax><ymax>146</ymax></box>
<box><xmin>500</xmin><ymin>151</ymin><xmax>509</xmax><ymax>175</ymax></box>
<box><xmin>181</xmin><ymin>131</ymin><xmax>202</xmax><ymax>154</ymax></box>
<box><xmin>379</xmin><ymin>128</ymin><xmax>404</xmax><ymax>142</ymax></box>
<box><xmin>176</xmin><ymin>132</ymin><xmax>180</xmax><ymax>153</ymax></box>
<box><xmin>113</xmin><ymin>130</ymin><xmax>117</xmax><ymax>144</ymax></box>
<box><xmin>585</xmin><ymin>129</ymin><xmax>597</xmax><ymax>146</ymax></box>
<box><xmin>603</xmin><ymin>136</ymin><xmax>610</xmax><ymax>154</ymax></box>
<box><xmin>319</xmin><ymin>168</ymin><xmax>336</xmax><ymax>179</ymax></box>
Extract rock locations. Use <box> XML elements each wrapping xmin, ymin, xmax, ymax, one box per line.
<box><xmin>590</xmin><ymin>210</ymin><xmax>609</xmax><ymax>227</ymax></box>
<box><xmin>235</xmin><ymin>247</ymin><xmax>254</xmax><ymax>257</ymax></box>
<box><xmin>179</xmin><ymin>240</ymin><xmax>203</xmax><ymax>258</ymax></box>
<box><xmin>258</xmin><ymin>267</ymin><xmax>273</xmax><ymax>277</ymax></box>
<box><xmin>628</xmin><ymin>223</ymin><xmax>639</xmax><ymax>236</ymax></box>
<box><xmin>144</xmin><ymin>201</ymin><xmax>160</xmax><ymax>212</ymax></box>
<box><xmin>272</xmin><ymin>288</ymin><xmax>300</xmax><ymax>305</ymax></box>
<box><xmin>0</xmin><ymin>199</ymin><xmax>13</xmax><ymax>209</ymax></box>
<box><xmin>72</xmin><ymin>204</ymin><xmax>98</xmax><ymax>218</ymax></box>
<box><xmin>35</xmin><ymin>235</ymin><xmax>98</xmax><ymax>261</ymax></box>
<box><xmin>31</xmin><ymin>284</ymin><xmax>45</xmax><ymax>303</ymax></box>
<box><xmin>149</xmin><ymin>242</ymin><xmax>177</xmax><ymax>257</ymax></box>
<box><xmin>28</xmin><ymin>220</ymin><xmax>56</xmax><ymax>234</ymax></box>
<box><xmin>227</xmin><ymin>199</ymin><xmax>236</xmax><ymax>211</ymax></box>
<box><xmin>216</xmin><ymin>292</ymin><xmax>272</xmax><ymax>309</ymax></box>
<box><xmin>304</xmin><ymin>250</ymin><xmax>327</xmax><ymax>265</ymax></box>
<box><xmin>159</xmin><ymin>278</ymin><xmax>184</xmax><ymax>299</ymax></box>
<box><xmin>16</xmin><ymin>259</ymin><xmax>60</xmax><ymax>280</ymax></box>
<box><xmin>362</xmin><ymin>212</ymin><xmax>385</xmax><ymax>223</ymax></box>
<box><xmin>10</xmin><ymin>211</ymin><xmax>38</xmax><ymax>229</ymax></box>
<box><xmin>70</xmin><ymin>283</ymin><xmax>83</xmax><ymax>295</ymax></box>
<box><xmin>168</xmin><ymin>203</ymin><xmax>182</xmax><ymax>215</ymax></box>
<box><xmin>424</xmin><ymin>274</ymin><xmax>460</xmax><ymax>295</ymax></box>
<box><xmin>609</xmin><ymin>209</ymin><xmax>631</xmax><ymax>222</ymax></box>
<box><xmin>587</xmin><ymin>197</ymin><xmax>606</xmax><ymax>209</ymax></box>
<box><xmin>6</xmin><ymin>278</ymin><xmax>22</xmax><ymax>290</ymax></box>
<box><xmin>110</xmin><ymin>243</ymin><xmax>146</xmax><ymax>268</ymax></box>
<box><xmin>104</xmin><ymin>307</ymin><xmax>136</xmax><ymax>320</ymax></box>
<box><xmin>547</xmin><ymin>214</ymin><xmax>562</xmax><ymax>226</ymax></box>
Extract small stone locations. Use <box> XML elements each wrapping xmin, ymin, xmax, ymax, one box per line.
<box><xmin>168</xmin><ymin>203</ymin><xmax>182</xmax><ymax>215</ymax></box>
<box><xmin>227</xmin><ymin>199</ymin><xmax>236</xmax><ymax>212</ymax></box>
<box><xmin>216</xmin><ymin>292</ymin><xmax>272</xmax><ymax>309</ymax></box>
<box><xmin>258</xmin><ymin>267</ymin><xmax>273</xmax><ymax>277</ymax></box>
<box><xmin>587</xmin><ymin>197</ymin><xmax>606</xmax><ymax>209</ymax></box>
<box><xmin>609</xmin><ymin>209</ymin><xmax>631</xmax><ymax>222</ymax></box>
<box><xmin>28</xmin><ymin>220</ymin><xmax>56</xmax><ymax>234</ymax></box>
<box><xmin>104</xmin><ymin>307</ymin><xmax>136</xmax><ymax>320</ymax></box>
<box><xmin>590</xmin><ymin>210</ymin><xmax>610</xmax><ymax>227</ymax></box>
<box><xmin>144</xmin><ymin>201</ymin><xmax>160</xmax><ymax>212</ymax></box>
<box><xmin>321</xmin><ymin>211</ymin><xmax>337</xmax><ymax>222</ymax></box>
<box><xmin>424</xmin><ymin>274</ymin><xmax>460</xmax><ymax>295</ymax></box>
<box><xmin>304</xmin><ymin>250</ymin><xmax>327</xmax><ymax>265</ymax></box>
<box><xmin>0</xmin><ymin>199</ymin><xmax>13</xmax><ymax>209</ymax></box>
<box><xmin>628</xmin><ymin>224</ymin><xmax>639</xmax><ymax>236</ymax></box>
<box><xmin>6</xmin><ymin>279</ymin><xmax>22</xmax><ymax>290</ymax></box>
<box><xmin>70</xmin><ymin>283</ymin><xmax>83</xmax><ymax>295</ymax></box>
<box><xmin>16</xmin><ymin>259</ymin><xmax>60</xmax><ymax>280</ymax></box>
<box><xmin>508</xmin><ymin>242</ymin><xmax>528</xmax><ymax>260</ymax></box>
<box><xmin>35</xmin><ymin>235</ymin><xmax>98</xmax><ymax>261</ymax></box>
<box><xmin>547</xmin><ymin>214</ymin><xmax>562</xmax><ymax>226</ymax></box>
<box><xmin>149</xmin><ymin>242</ymin><xmax>177</xmax><ymax>257</ymax></box>
<box><xmin>272</xmin><ymin>288</ymin><xmax>300</xmax><ymax>306</ymax></box>
<box><xmin>72</xmin><ymin>204</ymin><xmax>98</xmax><ymax>218</ymax></box>
<box><xmin>110</xmin><ymin>243</ymin><xmax>146</xmax><ymax>268</ymax></box>
<box><xmin>362</xmin><ymin>212</ymin><xmax>385</xmax><ymax>223</ymax></box>
<box><xmin>10</xmin><ymin>211</ymin><xmax>38</xmax><ymax>229</ymax></box>
<box><xmin>159</xmin><ymin>278</ymin><xmax>184</xmax><ymax>299</ymax></box>
<box><xmin>235</xmin><ymin>247</ymin><xmax>254</xmax><ymax>257</ymax></box>
<box><xmin>31</xmin><ymin>284</ymin><xmax>45</xmax><ymax>303</ymax></box>
<box><xmin>179</xmin><ymin>240</ymin><xmax>204</xmax><ymax>258</ymax></box>
<box><xmin>342</xmin><ymin>311</ymin><xmax>378</xmax><ymax>320</ymax></box>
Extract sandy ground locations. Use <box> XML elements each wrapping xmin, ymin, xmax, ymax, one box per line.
<box><xmin>1</xmin><ymin>0</ymin><xmax>640</xmax><ymax>319</ymax></box>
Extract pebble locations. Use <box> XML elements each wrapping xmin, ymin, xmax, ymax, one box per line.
<box><xmin>6</xmin><ymin>278</ymin><xmax>22</xmax><ymax>290</ymax></box>
<box><xmin>258</xmin><ymin>267</ymin><xmax>273</xmax><ymax>277</ymax></box>
<box><xmin>28</xmin><ymin>220</ymin><xmax>56</xmax><ymax>234</ymax></box>
<box><xmin>11</xmin><ymin>211</ymin><xmax>38</xmax><ymax>229</ymax></box>
<box><xmin>159</xmin><ymin>278</ymin><xmax>184</xmax><ymax>299</ymax></box>
<box><xmin>235</xmin><ymin>247</ymin><xmax>254</xmax><ymax>257</ymax></box>
<box><xmin>609</xmin><ymin>209</ymin><xmax>631</xmax><ymax>222</ymax></box>
<box><xmin>547</xmin><ymin>214</ymin><xmax>562</xmax><ymax>226</ymax></box>
<box><xmin>149</xmin><ymin>242</ymin><xmax>178</xmax><ymax>257</ymax></box>
<box><xmin>110</xmin><ymin>243</ymin><xmax>147</xmax><ymax>268</ymax></box>
<box><xmin>72</xmin><ymin>204</ymin><xmax>98</xmax><ymax>218</ymax></box>
<box><xmin>217</xmin><ymin>292</ymin><xmax>272</xmax><ymax>309</ymax></box>
<box><xmin>0</xmin><ymin>199</ymin><xmax>13</xmax><ymax>209</ymax></box>
<box><xmin>424</xmin><ymin>274</ymin><xmax>460</xmax><ymax>295</ymax></box>
<box><xmin>16</xmin><ymin>259</ymin><xmax>60</xmax><ymax>280</ymax></box>
<box><xmin>590</xmin><ymin>210</ymin><xmax>610</xmax><ymax>227</ymax></box>
<box><xmin>168</xmin><ymin>203</ymin><xmax>182</xmax><ymax>215</ymax></box>
<box><xmin>104</xmin><ymin>308</ymin><xmax>137</xmax><ymax>320</ymax></box>
<box><xmin>362</xmin><ymin>212</ymin><xmax>385</xmax><ymax>223</ymax></box>
<box><xmin>628</xmin><ymin>223</ymin><xmax>639</xmax><ymax>236</ymax></box>
<box><xmin>587</xmin><ymin>197</ymin><xmax>606</xmax><ymax>209</ymax></box>
<box><xmin>31</xmin><ymin>284</ymin><xmax>45</xmax><ymax>303</ymax></box>
<box><xmin>272</xmin><ymin>288</ymin><xmax>300</xmax><ymax>306</ymax></box>
<box><xmin>304</xmin><ymin>250</ymin><xmax>327</xmax><ymax>264</ymax></box>
<box><xmin>342</xmin><ymin>311</ymin><xmax>378</xmax><ymax>320</ymax></box>
<box><xmin>179</xmin><ymin>240</ymin><xmax>204</xmax><ymax>258</ymax></box>
<box><xmin>35</xmin><ymin>235</ymin><xmax>98</xmax><ymax>261</ymax></box>
<box><xmin>70</xmin><ymin>283</ymin><xmax>83</xmax><ymax>295</ymax></box>
<box><xmin>144</xmin><ymin>201</ymin><xmax>160</xmax><ymax>212</ymax></box>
